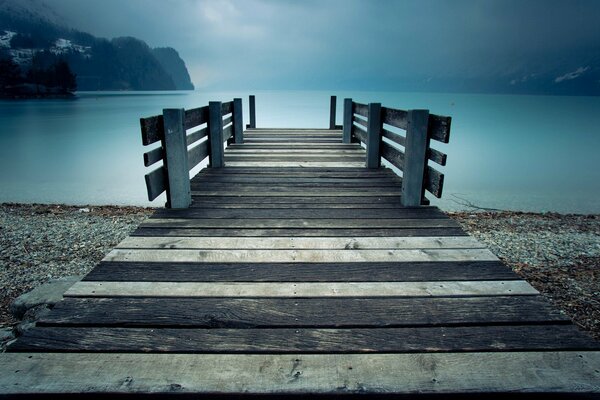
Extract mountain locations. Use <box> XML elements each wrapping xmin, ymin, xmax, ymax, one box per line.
<box><xmin>0</xmin><ymin>0</ymin><xmax>194</xmax><ymax>91</ymax></box>
<box><xmin>152</xmin><ymin>47</ymin><xmax>194</xmax><ymax>90</ymax></box>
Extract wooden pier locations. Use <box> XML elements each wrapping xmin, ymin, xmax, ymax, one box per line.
<box><xmin>0</xmin><ymin>96</ymin><xmax>599</xmax><ymax>397</ymax></box>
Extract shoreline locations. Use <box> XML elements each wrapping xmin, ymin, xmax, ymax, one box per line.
<box><xmin>1</xmin><ymin>203</ymin><xmax>598</xmax><ymax>342</ymax></box>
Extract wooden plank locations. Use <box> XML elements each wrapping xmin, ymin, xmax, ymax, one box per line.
<box><xmin>353</xmin><ymin>102</ymin><xmax>368</xmax><ymax>117</ymax></box>
<box><xmin>222</xmin><ymin>124</ymin><xmax>233</xmax><ymax>142</ymax></box>
<box><xmin>143</xmin><ymin>146</ymin><xmax>162</xmax><ymax>167</ymax></box>
<box><xmin>185</xmin><ymin>126</ymin><xmax>208</xmax><ymax>146</ymax></box>
<box><xmin>221</xmin><ymin>101</ymin><xmax>233</xmax><ymax>115</ymax></box>
<box><xmin>208</xmin><ymin>101</ymin><xmax>224</xmax><ymax>168</ymax></box>
<box><xmin>140</xmin><ymin>114</ymin><xmax>163</xmax><ymax>145</ymax></box>
<box><xmin>84</xmin><ymin>260</ymin><xmax>518</xmax><ymax>282</ymax></box>
<box><xmin>248</xmin><ymin>95</ymin><xmax>256</xmax><ymax>128</ymax></box>
<box><xmin>189</xmin><ymin>188</ymin><xmax>401</xmax><ymax>196</ymax></box>
<box><xmin>352</xmin><ymin>115</ymin><xmax>368</xmax><ymax>129</ymax></box>
<box><xmin>381</xmin><ymin>141</ymin><xmax>405</xmax><ymax>170</ymax></box>
<box><xmin>184</xmin><ymin>106</ymin><xmax>208</xmax><ymax>130</ymax></box>
<box><xmin>65</xmin><ymin>280</ymin><xmax>533</xmax><ymax>298</ymax></box>
<box><xmin>428</xmin><ymin>146</ymin><xmax>447</xmax><ymax>166</ymax></box>
<box><xmin>425</xmin><ymin>165</ymin><xmax>444</xmax><ymax>198</ymax></box>
<box><xmin>343</xmin><ymin>98</ymin><xmax>352</xmax><ymax>143</ymax></box>
<box><xmin>1</xmin><ymin>352</ymin><xmax>598</xmax><ymax>395</ymax></box>
<box><xmin>222</xmin><ymin>115</ymin><xmax>233</xmax><ymax>127</ymax></box>
<box><xmin>188</xmin><ymin>195</ymin><xmax>403</xmax><ymax>204</ymax></box>
<box><xmin>115</xmin><ymin>236</ymin><xmax>484</xmax><ymax>250</ymax></box>
<box><xmin>187</xmin><ymin>140</ymin><xmax>209</xmax><ymax>171</ymax></box>
<box><xmin>139</xmin><ymin>218</ymin><xmax>460</xmax><ymax>229</ymax></box>
<box><xmin>132</xmin><ymin>227</ymin><xmax>468</xmax><ymax>237</ymax></box>
<box><xmin>329</xmin><ymin>95</ymin><xmax>336</xmax><ymax>130</ymax></box>
<box><xmin>402</xmin><ymin>109</ymin><xmax>429</xmax><ymax>206</ymax></box>
<box><xmin>224</xmin><ymin>162</ymin><xmax>366</xmax><ymax>167</ymax></box>
<box><xmin>382</xmin><ymin>106</ymin><xmax>408</xmax><ymax>130</ymax></box>
<box><xmin>37</xmin><ymin>296</ymin><xmax>569</xmax><ymax>327</ymax></box>
<box><xmin>223</xmin><ymin>156</ymin><xmax>366</xmax><ymax>162</ymax></box>
<box><xmin>429</xmin><ymin>113</ymin><xmax>452</xmax><ymax>143</ymax></box>
<box><xmin>366</xmin><ymin>102</ymin><xmax>381</xmax><ymax>169</ymax></box>
<box><xmin>144</xmin><ymin>166</ymin><xmax>166</xmax><ymax>201</ymax></box>
<box><xmin>192</xmin><ymin>176</ymin><xmax>398</xmax><ymax>184</ymax></box>
<box><xmin>162</xmin><ymin>108</ymin><xmax>191</xmax><ymax>209</ymax></box>
<box><xmin>150</xmin><ymin>208</ymin><xmax>445</xmax><ymax>220</ymax></box>
<box><xmin>382</xmin><ymin>127</ymin><xmax>406</xmax><ymax>147</ymax></box>
<box><xmin>351</xmin><ymin>124</ymin><xmax>367</xmax><ymax>143</ymax></box>
<box><xmin>225</xmin><ymin>149</ymin><xmax>365</xmax><ymax>154</ymax></box>
<box><xmin>11</xmin><ymin>325</ymin><xmax>598</xmax><ymax>353</ymax></box>
<box><xmin>232</xmin><ymin>97</ymin><xmax>243</xmax><ymax>143</ymax></box>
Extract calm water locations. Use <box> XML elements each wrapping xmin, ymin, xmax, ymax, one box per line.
<box><xmin>1</xmin><ymin>90</ymin><xmax>599</xmax><ymax>213</ymax></box>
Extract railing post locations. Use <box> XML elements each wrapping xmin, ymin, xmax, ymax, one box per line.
<box><xmin>402</xmin><ymin>109</ymin><xmax>430</xmax><ymax>206</ymax></box>
<box><xmin>233</xmin><ymin>98</ymin><xmax>243</xmax><ymax>144</ymax></box>
<box><xmin>162</xmin><ymin>108</ymin><xmax>191</xmax><ymax>209</ymax></box>
<box><xmin>208</xmin><ymin>101</ymin><xmax>225</xmax><ymax>168</ymax></box>
<box><xmin>365</xmin><ymin>103</ymin><xmax>382</xmax><ymax>169</ymax></box>
<box><xmin>342</xmin><ymin>98</ymin><xmax>352</xmax><ymax>143</ymax></box>
<box><xmin>248</xmin><ymin>95</ymin><xmax>256</xmax><ymax>129</ymax></box>
<box><xmin>329</xmin><ymin>95</ymin><xmax>337</xmax><ymax>130</ymax></box>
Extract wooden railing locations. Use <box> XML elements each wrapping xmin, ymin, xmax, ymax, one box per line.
<box><xmin>342</xmin><ymin>98</ymin><xmax>451</xmax><ymax>206</ymax></box>
<box><xmin>140</xmin><ymin>98</ymin><xmax>243</xmax><ymax>208</ymax></box>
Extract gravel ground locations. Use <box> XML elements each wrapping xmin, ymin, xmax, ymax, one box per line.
<box><xmin>0</xmin><ymin>203</ymin><xmax>153</xmax><ymax>327</ymax></box>
<box><xmin>449</xmin><ymin>211</ymin><xmax>600</xmax><ymax>340</ymax></box>
<box><xmin>1</xmin><ymin>204</ymin><xmax>598</xmax><ymax>341</ymax></box>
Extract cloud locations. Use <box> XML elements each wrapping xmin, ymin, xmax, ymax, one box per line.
<box><xmin>554</xmin><ymin>66</ymin><xmax>590</xmax><ymax>83</ymax></box>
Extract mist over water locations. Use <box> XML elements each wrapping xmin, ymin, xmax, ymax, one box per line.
<box><xmin>0</xmin><ymin>90</ymin><xmax>598</xmax><ymax>213</ymax></box>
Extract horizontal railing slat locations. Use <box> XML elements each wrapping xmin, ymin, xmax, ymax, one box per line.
<box><xmin>222</xmin><ymin>124</ymin><xmax>233</xmax><ymax>142</ymax></box>
<box><xmin>221</xmin><ymin>101</ymin><xmax>233</xmax><ymax>115</ymax></box>
<box><xmin>382</xmin><ymin>128</ymin><xmax>406</xmax><ymax>148</ymax></box>
<box><xmin>352</xmin><ymin>116</ymin><xmax>368</xmax><ymax>129</ymax></box>
<box><xmin>140</xmin><ymin>115</ymin><xmax>163</xmax><ymax>145</ymax></box>
<box><xmin>143</xmin><ymin>147</ymin><xmax>163</xmax><ymax>167</ymax></box>
<box><xmin>351</xmin><ymin>124</ymin><xmax>367</xmax><ymax>143</ymax></box>
<box><xmin>353</xmin><ymin>102</ymin><xmax>368</xmax><ymax>117</ymax></box>
<box><xmin>429</xmin><ymin>114</ymin><xmax>451</xmax><ymax>143</ymax></box>
<box><xmin>186</xmin><ymin>127</ymin><xmax>208</xmax><ymax>146</ymax></box>
<box><xmin>184</xmin><ymin>106</ymin><xmax>209</xmax><ymax>130</ymax></box>
<box><xmin>428</xmin><ymin>147</ymin><xmax>447</xmax><ymax>166</ymax></box>
<box><xmin>188</xmin><ymin>141</ymin><xmax>209</xmax><ymax>171</ymax></box>
<box><xmin>223</xmin><ymin>115</ymin><xmax>233</xmax><ymax>127</ymax></box>
<box><xmin>382</xmin><ymin>107</ymin><xmax>408</xmax><ymax>130</ymax></box>
<box><xmin>381</xmin><ymin>141</ymin><xmax>405</xmax><ymax>170</ymax></box>
<box><xmin>425</xmin><ymin>166</ymin><xmax>444</xmax><ymax>198</ymax></box>
<box><xmin>145</xmin><ymin>167</ymin><xmax>166</xmax><ymax>201</ymax></box>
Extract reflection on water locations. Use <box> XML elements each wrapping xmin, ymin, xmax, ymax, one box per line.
<box><xmin>0</xmin><ymin>90</ymin><xmax>598</xmax><ymax>213</ymax></box>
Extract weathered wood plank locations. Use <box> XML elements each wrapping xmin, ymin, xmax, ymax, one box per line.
<box><xmin>224</xmin><ymin>161</ymin><xmax>366</xmax><ymax>167</ymax></box>
<box><xmin>12</xmin><ymin>325</ymin><xmax>597</xmax><ymax>353</ymax></box>
<box><xmin>188</xmin><ymin>195</ymin><xmax>404</xmax><ymax>204</ymax></box>
<box><xmin>66</xmin><ymin>280</ymin><xmax>533</xmax><ymax>298</ymax></box>
<box><xmin>223</xmin><ymin>156</ymin><xmax>366</xmax><ymax>162</ymax></box>
<box><xmin>139</xmin><ymin>218</ymin><xmax>460</xmax><ymax>229</ymax></box>
<box><xmin>84</xmin><ymin>260</ymin><xmax>518</xmax><ymax>282</ymax></box>
<box><xmin>2</xmin><ymin>352</ymin><xmax>598</xmax><ymax>395</ymax></box>
<box><xmin>187</xmin><ymin>140</ymin><xmax>209</xmax><ymax>171</ymax></box>
<box><xmin>140</xmin><ymin>115</ymin><xmax>163</xmax><ymax>145</ymax></box>
<box><xmin>428</xmin><ymin>146</ymin><xmax>447</xmax><ymax>166</ymax></box>
<box><xmin>381</xmin><ymin>141</ymin><xmax>405</xmax><ymax>170</ymax></box>
<box><xmin>184</xmin><ymin>106</ymin><xmax>208</xmax><ymax>130</ymax></box>
<box><xmin>37</xmin><ymin>296</ymin><xmax>569</xmax><ymax>327</ymax></box>
<box><xmin>222</xmin><ymin>124</ymin><xmax>233</xmax><ymax>142</ymax></box>
<box><xmin>192</xmin><ymin>176</ymin><xmax>398</xmax><ymax>185</ymax></box>
<box><xmin>221</xmin><ymin>101</ymin><xmax>233</xmax><ymax>115</ymax></box>
<box><xmin>222</xmin><ymin>115</ymin><xmax>233</xmax><ymax>128</ymax></box>
<box><xmin>115</xmin><ymin>236</ymin><xmax>484</xmax><ymax>250</ymax></box>
<box><xmin>402</xmin><ymin>109</ymin><xmax>429</xmax><ymax>206</ymax></box>
<box><xmin>143</xmin><ymin>146</ymin><xmax>162</xmax><ymax>167</ymax></box>
<box><xmin>429</xmin><ymin>113</ymin><xmax>452</xmax><ymax>143</ymax></box>
<box><xmin>133</xmin><ymin>227</ymin><xmax>468</xmax><ymax>237</ymax></box>
<box><xmin>353</xmin><ymin>102</ymin><xmax>368</xmax><ymax>117</ymax></box>
<box><xmin>382</xmin><ymin>106</ymin><xmax>408</xmax><ymax>130</ymax></box>
<box><xmin>382</xmin><ymin>127</ymin><xmax>406</xmax><ymax>147</ymax></box>
<box><xmin>425</xmin><ymin>165</ymin><xmax>445</xmax><ymax>198</ymax></box>
<box><xmin>150</xmin><ymin>208</ymin><xmax>445</xmax><ymax>220</ymax></box>
<box><xmin>144</xmin><ymin>166</ymin><xmax>166</xmax><ymax>202</ymax></box>
<box><xmin>351</xmin><ymin>124</ymin><xmax>367</xmax><ymax>143</ymax></box>
<box><xmin>162</xmin><ymin>108</ymin><xmax>191</xmax><ymax>209</ymax></box>
<box><xmin>185</xmin><ymin>126</ymin><xmax>208</xmax><ymax>146</ymax></box>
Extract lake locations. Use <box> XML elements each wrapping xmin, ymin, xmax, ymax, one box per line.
<box><xmin>1</xmin><ymin>90</ymin><xmax>598</xmax><ymax>214</ymax></box>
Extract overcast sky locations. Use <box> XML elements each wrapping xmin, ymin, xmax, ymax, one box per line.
<box><xmin>48</xmin><ymin>0</ymin><xmax>600</xmax><ymax>89</ymax></box>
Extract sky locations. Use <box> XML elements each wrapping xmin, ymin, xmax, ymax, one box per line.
<box><xmin>45</xmin><ymin>0</ymin><xmax>600</xmax><ymax>91</ymax></box>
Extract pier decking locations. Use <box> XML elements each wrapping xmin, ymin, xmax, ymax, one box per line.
<box><xmin>1</xmin><ymin>99</ymin><xmax>599</xmax><ymax>397</ymax></box>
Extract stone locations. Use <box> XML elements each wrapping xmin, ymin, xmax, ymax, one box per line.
<box><xmin>9</xmin><ymin>275</ymin><xmax>82</xmax><ymax>319</ymax></box>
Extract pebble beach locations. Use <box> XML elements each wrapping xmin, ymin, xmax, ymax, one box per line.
<box><xmin>1</xmin><ymin>203</ymin><xmax>598</xmax><ymax>341</ymax></box>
